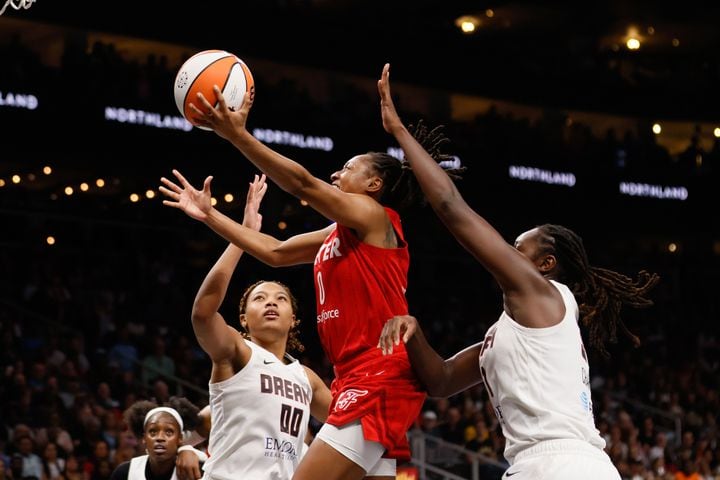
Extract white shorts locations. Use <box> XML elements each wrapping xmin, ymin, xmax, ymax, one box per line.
<box><xmin>503</xmin><ymin>439</ymin><xmax>621</xmax><ymax>480</ymax></box>
<box><xmin>315</xmin><ymin>420</ymin><xmax>396</xmax><ymax>476</ymax></box>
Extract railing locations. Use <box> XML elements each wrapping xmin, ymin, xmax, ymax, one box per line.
<box><xmin>595</xmin><ymin>387</ymin><xmax>683</xmax><ymax>447</ymax></box>
<box><xmin>408</xmin><ymin>430</ymin><xmax>508</xmax><ymax>480</ymax></box>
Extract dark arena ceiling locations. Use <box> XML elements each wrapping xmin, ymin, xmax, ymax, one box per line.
<box><xmin>7</xmin><ymin>0</ymin><xmax>720</xmax><ymax>119</ymax></box>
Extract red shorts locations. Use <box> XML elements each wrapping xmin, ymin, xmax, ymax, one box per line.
<box><xmin>326</xmin><ymin>349</ymin><xmax>426</xmax><ymax>461</ymax></box>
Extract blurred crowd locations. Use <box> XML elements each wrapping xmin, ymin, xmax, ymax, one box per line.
<box><xmin>2</xmin><ymin>30</ymin><xmax>719</xmax><ymax>480</ymax></box>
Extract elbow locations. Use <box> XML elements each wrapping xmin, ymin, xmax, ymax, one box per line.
<box><xmin>191</xmin><ymin>304</ymin><xmax>212</xmax><ymax>325</ymax></box>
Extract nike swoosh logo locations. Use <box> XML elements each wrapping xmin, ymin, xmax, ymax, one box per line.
<box><xmin>505</xmin><ymin>472</ymin><xmax>520</xmax><ymax>477</ymax></box>
<box><xmin>263</xmin><ymin>360</ymin><xmax>275</xmax><ymax>364</ymax></box>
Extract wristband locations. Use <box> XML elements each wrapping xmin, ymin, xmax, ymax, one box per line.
<box><xmin>178</xmin><ymin>445</ymin><xmax>208</xmax><ymax>463</ymax></box>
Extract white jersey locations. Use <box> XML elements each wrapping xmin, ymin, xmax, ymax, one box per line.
<box><xmin>477</xmin><ymin>280</ymin><xmax>605</xmax><ymax>465</ymax></box>
<box><xmin>202</xmin><ymin>341</ymin><xmax>312</xmax><ymax>480</ymax></box>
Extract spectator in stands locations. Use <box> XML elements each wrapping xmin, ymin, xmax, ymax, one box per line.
<box><xmin>40</xmin><ymin>443</ymin><xmax>64</xmax><ymax>480</ymax></box>
<box><xmin>107</xmin><ymin>326</ymin><xmax>138</xmax><ymax>374</ymax></box>
<box><xmin>141</xmin><ymin>338</ymin><xmax>175</xmax><ymax>388</ymax></box>
<box><xmin>15</xmin><ymin>436</ymin><xmax>43</xmax><ymax>480</ymax></box>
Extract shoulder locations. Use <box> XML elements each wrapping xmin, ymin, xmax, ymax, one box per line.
<box><xmin>302</xmin><ymin>365</ymin><xmax>324</xmax><ymax>388</ymax></box>
<box><xmin>110</xmin><ymin>461</ymin><xmax>130</xmax><ymax>480</ymax></box>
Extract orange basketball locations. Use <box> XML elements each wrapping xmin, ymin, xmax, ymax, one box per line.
<box><xmin>173</xmin><ymin>50</ymin><xmax>254</xmax><ymax>130</ymax></box>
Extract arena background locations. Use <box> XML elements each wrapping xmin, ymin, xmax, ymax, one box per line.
<box><xmin>1</xmin><ymin>1</ymin><xmax>719</xmax><ymax>479</ymax></box>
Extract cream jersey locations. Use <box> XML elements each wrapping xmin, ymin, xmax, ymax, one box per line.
<box><xmin>202</xmin><ymin>341</ymin><xmax>312</xmax><ymax>480</ymax></box>
<box><xmin>477</xmin><ymin>280</ymin><xmax>605</xmax><ymax>464</ymax></box>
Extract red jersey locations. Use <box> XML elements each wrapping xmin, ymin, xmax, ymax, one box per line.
<box><xmin>313</xmin><ymin>207</ymin><xmax>426</xmax><ymax>460</ymax></box>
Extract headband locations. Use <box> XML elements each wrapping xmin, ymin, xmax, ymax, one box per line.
<box><xmin>144</xmin><ymin>407</ymin><xmax>184</xmax><ymax>431</ymax></box>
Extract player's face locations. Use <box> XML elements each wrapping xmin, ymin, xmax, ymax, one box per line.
<box><xmin>330</xmin><ymin>155</ymin><xmax>378</xmax><ymax>195</ymax></box>
<box><xmin>513</xmin><ymin>227</ymin><xmax>544</xmax><ymax>266</ymax></box>
<box><xmin>243</xmin><ymin>282</ymin><xmax>295</xmax><ymax>336</ymax></box>
<box><xmin>143</xmin><ymin>414</ymin><xmax>181</xmax><ymax>462</ymax></box>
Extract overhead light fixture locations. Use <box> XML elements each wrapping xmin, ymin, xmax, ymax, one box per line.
<box><xmin>454</xmin><ymin>15</ymin><xmax>480</xmax><ymax>34</ymax></box>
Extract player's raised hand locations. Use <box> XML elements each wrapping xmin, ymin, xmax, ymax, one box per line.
<box><xmin>378</xmin><ymin>315</ymin><xmax>418</xmax><ymax>355</ymax></box>
<box><xmin>175</xmin><ymin>449</ymin><xmax>203</xmax><ymax>480</ymax></box>
<box><xmin>378</xmin><ymin>63</ymin><xmax>404</xmax><ymax>135</ymax></box>
<box><xmin>189</xmin><ymin>86</ymin><xmax>255</xmax><ymax>141</ymax></box>
<box><xmin>160</xmin><ymin>169</ymin><xmax>213</xmax><ymax>221</ymax></box>
<box><xmin>242</xmin><ymin>174</ymin><xmax>267</xmax><ymax>232</ymax></box>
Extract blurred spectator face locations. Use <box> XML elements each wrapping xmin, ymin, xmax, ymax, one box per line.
<box><xmin>681</xmin><ymin>431</ymin><xmax>694</xmax><ymax>448</ymax></box>
<box><xmin>93</xmin><ymin>440</ymin><xmax>109</xmax><ymax>459</ymax></box>
<box><xmin>13</xmin><ymin>424</ymin><xmax>32</xmax><ymax>441</ymax></box>
<box><xmin>447</xmin><ymin>407</ymin><xmax>461</xmax><ymax>425</ymax></box>
<box><xmin>65</xmin><ymin>455</ymin><xmax>80</xmax><ymax>473</ymax></box>
<box><xmin>97</xmin><ymin>382</ymin><xmax>112</xmax><ymax>400</ymax></box>
<box><xmin>153</xmin><ymin>380</ymin><xmax>169</xmax><ymax>403</ymax></box>
<box><xmin>43</xmin><ymin>443</ymin><xmax>58</xmax><ymax>461</ymax></box>
<box><xmin>153</xmin><ymin>338</ymin><xmax>166</xmax><ymax>355</ymax></box>
<box><xmin>18</xmin><ymin>436</ymin><xmax>34</xmax><ymax>455</ymax></box>
<box><xmin>421</xmin><ymin>411</ymin><xmax>437</xmax><ymax>431</ymax></box>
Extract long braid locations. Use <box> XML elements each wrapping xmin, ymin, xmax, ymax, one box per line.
<box><xmin>370</xmin><ymin>120</ymin><xmax>464</xmax><ymax>212</ymax></box>
<box><xmin>537</xmin><ymin>224</ymin><xmax>660</xmax><ymax>357</ymax></box>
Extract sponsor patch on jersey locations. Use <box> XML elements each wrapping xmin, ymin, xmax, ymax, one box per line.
<box><xmin>264</xmin><ymin>437</ymin><xmax>299</xmax><ymax>461</ymax></box>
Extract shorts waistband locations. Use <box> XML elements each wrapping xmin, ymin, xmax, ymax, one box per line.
<box><xmin>514</xmin><ymin>439</ymin><xmax>608</xmax><ymax>463</ymax></box>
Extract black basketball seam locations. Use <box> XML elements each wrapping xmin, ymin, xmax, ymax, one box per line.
<box><xmin>181</xmin><ymin>53</ymin><xmax>232</xmax><ymax>117</ymax></box>
<box><xmin>219</xmin><ymin>62</ymin><xmax>242</xmax><ymax>108</ymax></box>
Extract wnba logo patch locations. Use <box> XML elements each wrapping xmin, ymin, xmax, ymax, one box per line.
<box><xmin>334</xmin><ymin>389</ymin><xmax>368</xmax><ymax>411</ymax></box>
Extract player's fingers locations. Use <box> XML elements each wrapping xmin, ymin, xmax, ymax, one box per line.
<box><xmin>188</xmin><ymin>102</ymin><xmax>205</xmax><ymax>116</ymax></box>
<box><xmin>159</xmin><ymin>177</ymin><xmax>182</xmax><ymax>194</ymax></box>
<box><xmin>238</xmin><ymin>91</ymin><xmax>253</xmax><ymax>115</ymax></box>
<box><xmin>196</xmin><ymin>92</ymin><xmax>213</xmax><ymax>111</ymax></box>
<box><xmin>158</xmin><ymin>185</ymin><xmax>180</xmax><ymax>200</ymax></box>
<box><xmin>202</xmin><ymin>176</ymin><xmax>213</xmax><ymax>194</ymax></box>
<box><xmin>393</xmin><ymin>318</ymin><xmax>405</xmax><ymax>346</ymax></box>
<box><xmin>403</xmin><ymin>321</ymin><xmax>416</xmax><ymax>344</ymax></box>
<box><xmin>378</xmin><ymin>321</ymin><xmax>391</xmax><ymax>354</ymax></box>
<box><xmin>213</xmin><ymin>85</ymin><xmax>228</xmax><ymax>111</ymax></box>
<box><xmin>172</xmin><ymin>169</ymin><xmax>192</xmax><ymax>188</ymax></box>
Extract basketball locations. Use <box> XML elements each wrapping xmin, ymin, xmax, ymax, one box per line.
<box><xmin>173</xmin><ymin>50</ymin><xmax>254</xmax><ymax>130</ymax></box>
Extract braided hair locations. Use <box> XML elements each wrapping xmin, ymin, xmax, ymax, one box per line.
<box><xmin>238</xmin><ymin>280</ymin><xmax>304</xmax><ymax>354</ymax></box>
<box><xmin>368</xmin><ymin>120</ymin><xmax>464</xmax><ymax>212</ymax></box>
<box><xmin>123</xmin><ymin>396</ymin><xmax>200</xmax><ymax>438</ymax></box>
<box><xmin>535</xmin><ymin>224</ymin><xmax>660</xmax><ymax>357</ymax></box>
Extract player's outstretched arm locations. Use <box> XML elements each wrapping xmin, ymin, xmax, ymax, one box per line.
<box><xmin>160</xmin><ymin>169</ymin><xmax>328</xmax><ymax>266</ymax></box>
<box><xmin>191</xmin><ymin>175</ymin><xmax>267</xmax><ymax>363</ymax></box>
<box><xmin>191</xmin><ymin>88</ymin><xmax>386</xmax><ymax>235</ymax></box>
<box><xmin>378</xmin><ymin>315</ymin><xmax>483</xmax><ymax>397</ymax></box>
<box><xmin>378</xmin><ymin>64</ymin><xmax>550</xmax><ymax>304</ymax></box>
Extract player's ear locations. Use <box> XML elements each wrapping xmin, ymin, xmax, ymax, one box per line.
<box><xmin>538</xmin><ymin>254</ymin><xmax>557</xmax><ymax>273</ymax></box>
<box><xmin>366</xmin><ymin>175</ymin><xmax>383</xmax><ymax>194</ymax></box>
